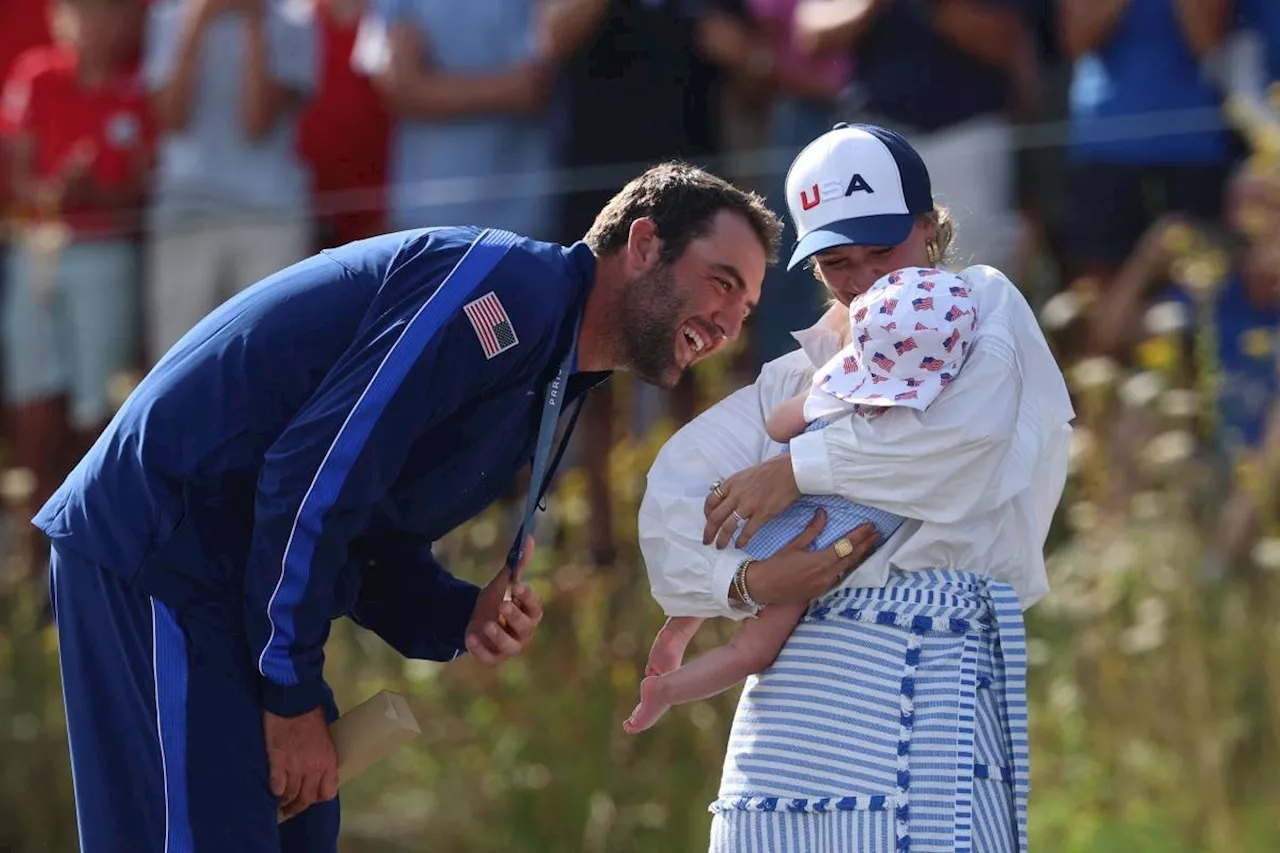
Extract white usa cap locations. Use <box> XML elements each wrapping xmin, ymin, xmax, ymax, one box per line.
<box><xmin>785</xmin><ymin>123</ymin><xmax>934</xmax><ymax>271</ymax></box>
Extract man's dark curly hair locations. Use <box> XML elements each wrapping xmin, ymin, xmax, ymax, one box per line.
<box><xmin>584</xmin><ymin>162</ymin><xmax>783</xmax><ymax>266</ymax></box>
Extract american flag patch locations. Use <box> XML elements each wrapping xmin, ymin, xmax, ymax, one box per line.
<box><xmin>893</xmin><ymin>337</ymin><xmax>918</xmax><ymax>355</ymax></box>
<box><xmin>895</xmin><ymin>390</ymin><xmax>918</xmax><ymax>401</ymax></box>
<box><xmin>949</xmin><ymin>286</ymin><xmax>970</xmax><ymax>297</ymax></box>
<box><xmin>943</xmin><ymin>328</ymin><xmax>961</xmax><ymax>352</ymax></box>
<box><xmin>872</xmin><ymin>352</ymin><xmax>896</xmax><ymax>371</ymax></box>
<box><xmin>879</xmin><ymin>298</ymin><xmax>898</xmax><ymax>314</ymax></box>
<box><xmin>920</xmin><ymin>356</ymin><xmax>944</xmax><ymax>372</ymax></box>
<box><xmin>854</xmin><ymin>306</ymin><xmax>869</xmax><ymax>323</ymax></box>
<box><xmin>843</xmin><ymin>356</ymin><xmax>859</xmax><ymax>373</ymax></box>
<box><xmin>944</xmin><ymin>305</ymin><xmax>970</xmax><ymax>322</ymax></box>
<box><xmin>912</xmin><ymin>297</ymin><xmax>933</xmax><ymax>311</ymax></box>
<box><xmin>917</xmin><ymin>280</ymin><xmax>935</xmax><ymax>291</ymax></box>
<box><xmin>915</xmin><ymin>322</ymin><xmax>937</xmax><ymax>332</ymax></box>
<box><xmin>905</xmin><ymin>376</ymin><xmax>924</xmax><ymax>388</ymax></box>
<box><xmin>463</xmin><ymin>291</ymin><xmax>519</xmax><ymax>359</ymax></box>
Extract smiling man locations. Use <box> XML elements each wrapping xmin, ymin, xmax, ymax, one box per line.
<box><xmin>35</xmin><ymin>162</ymin><xmax>780</xmax><ymax>853</ymax></box>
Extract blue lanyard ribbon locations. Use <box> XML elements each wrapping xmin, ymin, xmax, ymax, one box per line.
<box><xmin>505</xmin><ymin>327</ymin><xmax>580</xmax><ymax>577</ymax></box>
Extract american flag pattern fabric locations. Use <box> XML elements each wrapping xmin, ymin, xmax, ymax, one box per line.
<box><xmin>814</xmin><ymin>267</ymin><xmax>978</xmax><ymax>414</ymax></box>
<box><xmin>463</xmin><ymin>291</ymin><xmax>519</xmax><ymax>359</ymax></box>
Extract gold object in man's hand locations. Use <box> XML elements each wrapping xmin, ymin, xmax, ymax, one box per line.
<box><xmin>497</xmin><ymin>587</ymin><xmax>513</xmax><ymax>629</ymax></box>
<box><xmin>833</xmin><ymin>538</ymin><xmax>854</xmax><ymax>558</ymax></box>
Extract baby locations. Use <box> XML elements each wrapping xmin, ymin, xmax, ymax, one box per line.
<box><xmin>625</xmin><ymin>266</ymin><xmax>980</xmax><ymax>734</ymax></box>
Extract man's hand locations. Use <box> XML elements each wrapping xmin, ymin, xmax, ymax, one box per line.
<box><xmin>464</xmin><ymin>535</ymin><xmax>545</xmax><ymax>665</ymax></box>
<box><xmin>263</xmin><ymin>707</ymin><xmax>338</xmax><ymax>820</ymax></box>
<box><xmin>740</xmin><ymin>509</ymin><xmax>880</xmax><ymax>606</ymax></box>
<box><xmin>704</xmin><ymin>454</ymin><xmax>802</xmax><ymax>549</ymax></box>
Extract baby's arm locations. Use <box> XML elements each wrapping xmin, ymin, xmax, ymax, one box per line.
<box><xmin>624</xmin><ymin>602</ymin><xmax>807</xmax><ymax>733</ymax></box>
<box><xmin>766</xmin><ymin>390</ymin><xmax>811</xmax><ymax>443</ymax></box>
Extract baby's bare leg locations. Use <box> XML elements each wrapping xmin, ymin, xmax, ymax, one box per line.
<box><xmin>645</xmin><ymin>616</ymin><xmax>705</xmax><ymax>676</ymax></box>
<box><xmin>624</xmin><ymin>603</ymin><xmax>807</xmax><ymax>733</ymax></box>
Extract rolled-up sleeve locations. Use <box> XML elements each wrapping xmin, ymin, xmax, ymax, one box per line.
<box><xmin>639</xmin><ymin>380</ymin><xmax>782</xmax><ymax>620</ymax></box>
<box><xmin>789</xmin><ymin>329</ymin><xmax>1022</xmax><ymax>524</ymax></box>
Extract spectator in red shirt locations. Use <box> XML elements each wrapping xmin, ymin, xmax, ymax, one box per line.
<box><xmin>0</xmin><ymin>0</ymin><xmax>53</xmax><ymax>218</ymax></box>
<box><xmin>0</xmin><ymin>0</ymin><xmax>152</xmax><ymax>556</ymax></box>
<box><xmin>0</xmin><ymin>0</ymin><xmax>54</xmax><ymax>474</ymax></box>
<box><xmin>297</xmin><ymin>0</ymin><xmax>389</xmax><ymax>248</ymax></box>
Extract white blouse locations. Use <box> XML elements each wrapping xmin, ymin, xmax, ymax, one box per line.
<box><xmin>638</xmin><ymin>265</ymin><xmax>1076</xmax><ymax>620</ymax></box>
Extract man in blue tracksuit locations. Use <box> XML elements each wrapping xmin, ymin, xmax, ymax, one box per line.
<box><xmin>37</xmin><ymin>163</ymin><xmax>780</xmax><ymax>852</ymax></box>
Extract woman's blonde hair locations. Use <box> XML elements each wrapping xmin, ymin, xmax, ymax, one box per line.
<box><xmin>813</xmin><ymin>204</ymin><xmax>958</xmax><ymax>346</ymax></box>
<box><xmin>924</xmin><ymin>204</ymin><xmax>956</xmax><ymax>266</ymax></box>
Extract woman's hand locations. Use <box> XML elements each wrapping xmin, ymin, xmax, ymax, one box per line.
<box><xmin>742</xmin><ymin>509</ymin><xmax>880</xmax><ymax>606</ymax></box>
<box><xmin>704</xmin><ymin>454</ymin><xmax>802</xmax><ymax>549</ymax></box>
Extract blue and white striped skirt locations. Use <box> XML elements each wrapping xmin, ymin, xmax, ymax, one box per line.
<box><xmin>708</xmin><ymin>570</ymin><xmax>1029</xmax><ymax>853</ymax></box>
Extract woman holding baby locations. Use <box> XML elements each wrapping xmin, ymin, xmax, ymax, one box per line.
<box><xmin>631</xmin><ymin>124</ymin><xmax>1075</xmax><ymax>853</ymax></box>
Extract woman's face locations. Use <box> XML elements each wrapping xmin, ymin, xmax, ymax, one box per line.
<box><xmin>810</xmin><ymin>217</ymin><xmax>935</xmax><ymax>306</ymax></box>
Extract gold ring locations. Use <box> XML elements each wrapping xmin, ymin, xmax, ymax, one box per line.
<box><xmin>711</xmin><ymin>481</ymin><xmax>726</xmax><ymax>499</ymax></box>
<box><xmin>833</xmin><ymin>538</ymin><xmax>854</xmax><ymax>558</ymax></box>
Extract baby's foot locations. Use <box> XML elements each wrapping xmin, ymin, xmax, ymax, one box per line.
<box><xmin>623</xmin><ymin>676</ymin><xmax>670</xmax><ymax>734</ymax></box>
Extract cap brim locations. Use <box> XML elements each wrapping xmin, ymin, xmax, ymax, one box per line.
<box><xmin>786</xmin><ymin>214</ymin><xmax>917</xmax><ymax>271</ymax></box>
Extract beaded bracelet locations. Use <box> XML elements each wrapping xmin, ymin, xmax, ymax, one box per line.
<box><xmin>733</xmin><ymin>557</ymin><xmax>759</xmax><ymax>612</ymax></box>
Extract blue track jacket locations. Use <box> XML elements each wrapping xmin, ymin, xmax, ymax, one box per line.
<box><xmin>34</xmin><ymin>227</ymin><xmax>607</xmax><ymax>716</ymax></box>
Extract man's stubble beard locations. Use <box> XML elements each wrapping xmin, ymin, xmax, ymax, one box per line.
<box><xmin>614</xmin><ymin>264</ymin><xmax>686</xmax><ymax>389</ymax></box>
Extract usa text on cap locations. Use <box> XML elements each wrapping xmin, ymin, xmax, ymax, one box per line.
<box><xmin>785</xmin><ymin>124</ymin><xmax>933</xmax><ymax>271</ymax></box>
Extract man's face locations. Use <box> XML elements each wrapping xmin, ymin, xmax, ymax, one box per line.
<box><xmin>616</xmin><ymin>209</ymin><xmax>766</xmax><ymax>388</ymax></box>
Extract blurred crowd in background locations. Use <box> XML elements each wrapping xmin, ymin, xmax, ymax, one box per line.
<box><xmin>0</xmin><ymin>0</ymin><xmax>1277</xmax><ymax>579</ymax></box>
<box><xmin>2</xmin><ymin>2</ymin><xmax>1280</xmax><ymax>850</ymax></box>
